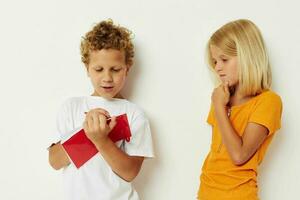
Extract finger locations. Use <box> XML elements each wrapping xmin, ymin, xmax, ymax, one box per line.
<box><xmin>224</xmin><ymin>81</ymin><xmax>230</xmax><ymax>94</ymax></box>
<box><xmin>98</xmin><ymin>114</ymin><xmax>108</xmax><ymax>130</ymax></box>
<box><xmin>93</xmin><ymin>108</ymin><xmax>110</xmax><ymax>118</ymax></box>
<box><xmin>86</xmin><ymin>115</ymin><xmax>93</xmax><ymax>130</ymax></box>
<box><xmin>85</xmin><ymin>111</ymin><xmax>93</xmax><ymax>121</ymax></box>
<box><xmin>216</xmin><ymin>84</ymin><xmax>222</xmax><ymax>89</ymax></box>
<box><xmin>83</xmin><ymin>120</ymin><xmax>88</xmax><ymax>132</ymax></box>
<box><xmin>85</xmin><ymin>108</ymin><xmax>110</xmax><ymax>118</ymax></box>
<box><xmin>91</xmin><ymin>112</ymin><xmax>100</xmax><ymax>130</ymax></box>
<box><xmin>108</xmin><ymin>116</ymin><xmax>117</xmax><ymax>131</ymax></box>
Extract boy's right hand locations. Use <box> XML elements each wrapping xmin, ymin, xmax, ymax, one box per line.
<box><xmin>83</xmin><ymin>108</ymin><xmax>117</xmax><ymax>146</ymax></box>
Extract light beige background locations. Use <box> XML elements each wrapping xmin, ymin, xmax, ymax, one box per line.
<box><xmin>0</xmin><ymin>0</ymin><xmax>299</xmax><ymax>199</ymax></box>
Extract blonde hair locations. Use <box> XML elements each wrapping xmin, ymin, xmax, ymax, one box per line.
<box><xmin>206</xmin><ymin>19</ymin><xmax>272</xmax><ymax>96</ymax></box>
<box><xmin>80</xmin><ymin>19</ymin><xmax>134</xmax><ymax>66</ymax></box>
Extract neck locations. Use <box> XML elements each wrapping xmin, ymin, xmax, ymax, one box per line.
<box><xmin>229</xmin><ymin>85</ymin><xmax>248</xmax><ymax>106</ymax></box>
<box><xmin>115</xmin><ymin>93</ymin><xmax>124</xmax><ymax>99</ymax></box>
<box><xmin>91</xmin><ymin>92</ymin><xmax>124</xmax><ymax>99</ymax></box>
<box><xmin>228</xmin><ymin>85</ymin><xmax>252</xmax><ymax>107</ymax></box>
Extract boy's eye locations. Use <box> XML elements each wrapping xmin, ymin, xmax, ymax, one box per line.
<box><xmin>94</xmin><ymin>68</ymin><xmax>103</xmax><ymax>72</ymax></box>
<box><xmin>112</xmin><ymin>68</ymin><xmax>122</xmax><ymax>72</ymax></box>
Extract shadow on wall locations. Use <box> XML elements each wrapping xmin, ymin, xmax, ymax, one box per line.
<box><xmin>122</xmin><ymin>44</ymin><xmax>160</xmax><ymax>197</ymax></box>
<box><xmin>122</xmin><ymin>44</ymin><xmax>142</xmax><ymax>99</ymax></box>
<box><xmin>258</xmin><ymin>117</ymin><xmax>286</xmax><ymax>177</ymax></box>
<box><xmin>133</xmin><ymin>119</ymin><xmax>159</xmax><ymax>199</ymax></box>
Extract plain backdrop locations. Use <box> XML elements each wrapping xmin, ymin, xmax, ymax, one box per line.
<box><xmin>0</xmin><ymin>0</ymin><xmax>299</xmax><ymax>199</ymax></box>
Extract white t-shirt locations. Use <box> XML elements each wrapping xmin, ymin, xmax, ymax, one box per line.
<box><xmin>52</xmin><ymin>96</ymin><xmax>154</xmax><ymax>200</ymax></box>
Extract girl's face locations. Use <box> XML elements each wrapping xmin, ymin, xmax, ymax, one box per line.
<box><xmin>87</xmin><ymin>49</ymin><xmax>129</xmax><ymax>99</ymax></box>
<box><xmin>210</xmin><ymin>45</ymin><xmax>239</xmax><ymax>87</ymax></box>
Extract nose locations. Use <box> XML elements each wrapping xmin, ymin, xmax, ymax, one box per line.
<box><xmin>214</xmin><ymin>61</ymin><xmax>223</xmax><ymax>72</ymax></box>
<box><xmin>103</xmin><ymin>71</ymin><xmax>113</xmax><ymax>82</ymax></box>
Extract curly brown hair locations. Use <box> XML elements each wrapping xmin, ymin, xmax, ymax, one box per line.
<box><xmin>80</xmin><ymin>19</ymin><xmax>134</xmax><ymax>66</ymax></box>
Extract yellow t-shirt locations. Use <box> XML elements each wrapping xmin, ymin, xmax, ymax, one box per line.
<box><xmin>198</xmin><ymin>90</ymin><xmax>282</xmax><ymax>200</ymax></box>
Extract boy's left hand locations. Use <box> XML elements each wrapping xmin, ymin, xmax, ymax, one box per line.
<box><xmin>83</xmin><ymin>108</ymin><xmax>117</xmax><ymax>145</ymax></box>
<box><xmin>212</xmin><ymin>82</ymin><xmax>230</xmax><ymax>109</ymax></box>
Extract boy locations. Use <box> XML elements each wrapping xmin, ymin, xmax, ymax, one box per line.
<box><xmin>48</xmin><ymin>19</ymin><xmax>154</xmax><ymax>200</ymax></box>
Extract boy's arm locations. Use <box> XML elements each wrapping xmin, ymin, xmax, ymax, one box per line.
<box><xmin>94</xmin><ymin>138</ymin><xmax>144</xmax><ymax>182</ymax></box>
<box><xmin>83</xmin><ymin>109</ymin><xmax>144</xmax><ymax>182</ymax></box>
<box><xmin>48</xmin><ymin>142</ymin><xmax>71</xmax><ymax>170</ymax></box>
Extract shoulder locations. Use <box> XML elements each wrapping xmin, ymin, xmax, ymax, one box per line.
<box><xmin>58</xmin><ymin>96</ymin><xmax>86</xmax><ymax>111</ymax></box>
<box><xmin>118</xmin><ymin>99</ymin><xmax>148</xmax><ymax>123</ymax></box>
<box><xmin>123</xmin><ymin>99</ymin><xmax>147</xmax><ymax>117</ymax></box>
<box><xmin>257</xmin><ymin>90</ymin><xmax>282</xmax><ymax>106</ymax></box>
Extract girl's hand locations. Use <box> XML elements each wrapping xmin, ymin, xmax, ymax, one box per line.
<box><xmin>83</xmin><ymin>108</ymin><xmax>117</xmax><ymax>145</ymax></box>
<box><xmin>212</xmin><ymin>82</ymin><xmax>230</xmax><ymax>109</ymax></box>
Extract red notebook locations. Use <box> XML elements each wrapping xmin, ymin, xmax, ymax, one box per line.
<box><xmin>62</xmin><ymin>114</ymin><xmax>131</xmax><ymax>168</ymax></box>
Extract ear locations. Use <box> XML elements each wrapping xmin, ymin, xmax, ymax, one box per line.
<box><xmin>125</xmin><ymin>65</ymin><xmax>131</xmax><ymax>76</ymax></box>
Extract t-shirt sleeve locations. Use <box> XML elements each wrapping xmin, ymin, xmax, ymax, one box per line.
<box><xmin>48</xmin><ymin>99</ymin><xmax>73</xmax><ymax>148</ymax></box>
<box><xmin>124</xmin><ymin>112</ymin><xmax>154</xmax><ymax>158</ymax></box>
<box><xmin>207</xmin><ymin>103</ymin><xmax>215</xmax><ymax>126</ymax></box>
<box><xmin>249</xmin><ymin>93</ymin><xmax>282</xmax><ymax>135</ymax></box>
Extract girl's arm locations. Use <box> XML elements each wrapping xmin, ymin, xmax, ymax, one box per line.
<box><xmin>48</xmin><ymin>142</ymin><xmax>71</xmax><ymax>170</ymax></box>
<box><xmin>84</xmin><ymin>109</ymin><xmax>144</xmax><ymax>182</ymax></box>
<box><xmin>214</xmin><ymin>106</ymin><xmax>268</xmax><ymax>165</ymax></box>
<box><xmin>212</xmin><ymin>83</ymin><xmax>268</xmax><ymax>165</ymax></box>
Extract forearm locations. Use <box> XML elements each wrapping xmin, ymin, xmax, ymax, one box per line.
<box><xmin>94</xmin><ymin>138</ymin><xmax>143</xmax><ymax>182</ymax></box>
<box><xmin>48</xmin><ymin>142</ymin><xmax>71</xmax><ymax>170</ymax></box>
<box><xmin>214</xmin><ymin>106</ymin><xmax>245</xmax><ymax>164</ymax></box>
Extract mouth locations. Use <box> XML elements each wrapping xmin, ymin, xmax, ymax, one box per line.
<box><xmin>101</xmin><ymin>86</ymin><xmax>114</xmax><ymax>91</ymax></box>
<box><xmin>219</xmin><ymin>74</ymin><xmax>227</xmax><ymax>80</ymax></box>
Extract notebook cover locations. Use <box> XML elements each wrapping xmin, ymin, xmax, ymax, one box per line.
<box><xmin>62</xmin><ymin>114</ymin><xmax>131</xmax><ymax>168</ymax></box>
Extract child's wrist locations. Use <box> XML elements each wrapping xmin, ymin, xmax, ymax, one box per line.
<box><xmin>215</xmin><ymin>103</ymin><xmax>227</xmax><ymax>111</ymax></box>
<box><xmin>214</xmin><ymin>104</ymin><xmax>228</xmax><ymax>115</ymax></box>
<box><xmin>94</xmin><ymin>136</ymin><xmax>110</xmax><ymax>150</ymax></box>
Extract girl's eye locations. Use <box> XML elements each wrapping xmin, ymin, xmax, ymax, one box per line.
<box><xmin>222</xmin><ymin>59</ymin><xmax>228</xmax><ymax>62</ymax></box>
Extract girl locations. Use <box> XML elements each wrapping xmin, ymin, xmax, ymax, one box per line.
<box><xmin>198</xmin><ymin>19</ymin><xmax>282</xmax><ymax>200</ymax></box>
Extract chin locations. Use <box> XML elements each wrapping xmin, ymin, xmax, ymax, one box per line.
<box><xmin>93</xmin><ymin>91</ymin><xmax>113</xmax><ymax>99</ymax></box>
<box><xmin>102</xmin><ymin>94</ymin><xmax>116</xmax><ymax>99</ymax></box>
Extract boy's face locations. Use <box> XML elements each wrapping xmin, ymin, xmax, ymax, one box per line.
<box><xmin>87</xmin><ymin>49</ymin><xmax>129</xmax><ymax>99</ymax></box>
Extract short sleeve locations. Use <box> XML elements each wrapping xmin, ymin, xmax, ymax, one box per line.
<box><xmin>207</xmin><ymin>104</ymin><xmax>215</xmax><ymax>126</ymax></box>
<box><xmin>48</xmin><ymin>99</ymin><xmax>73</xmax><ymax>148</ymax></box>
<box><xmin>249</xmin><ymin>93</ymin><xmax>282</xmax><ymax>135</ymax></box>
<box><xmin>124</xmin><ymin>112</ymin><xmax>154</xmax><ymax>158</ymax></box>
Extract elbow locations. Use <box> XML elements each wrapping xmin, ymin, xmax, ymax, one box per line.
<box><xmin>122</xmin><ymin>169</ymin><xmax>139</xmax><ymax>182</ymax></box>
<box><xmin>232</xmin><ymin>158</ymin><xmax>246</xmax><ymax>166</ymax></box>
<box><xmin>48</xmin><ymin>149</ymin><xmax>65</xmax><ymax>170</ymax></box>
<box><xmin>123</xmin><ymin>176</ymin><xmax>135</xmax><ymax>182</ymax></box>
<box><xmin>49</xmin><ymin>157</ymin><xmax>63</xmax><ymax>170</ymax></box>
<box><xmin>48</xmin><ymin>143</ymin><xmax>69</xmax><ymax>170</ymax></box>
<box><xmin>231</xmin><ymin>153</ymin><xmax>249</xmax><ymax>166</ymax></box>
<box><xmin>116</xmin><ymin>156</ymin><xmax>144</xmax><ymax>182</ymax></box>
<box><xmin>122</xmin><ymin>163</ymin><xmax>142</xmax><ymax>182</ymax></box>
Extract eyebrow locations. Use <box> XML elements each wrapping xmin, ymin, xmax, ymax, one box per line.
<box><xmin>92</xmin><ymin>66</ymin><xmax>103</xmax><ymax>69</ymax></box>
<box><xmin>93</xmin><ymin>65</ymin><xmax>123</xmax><ymax>69</ymax></box>
<box><xmin>220</xmin><ymin>55</ymin><xmax>229</xmax><ymax>58</ymax></box>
